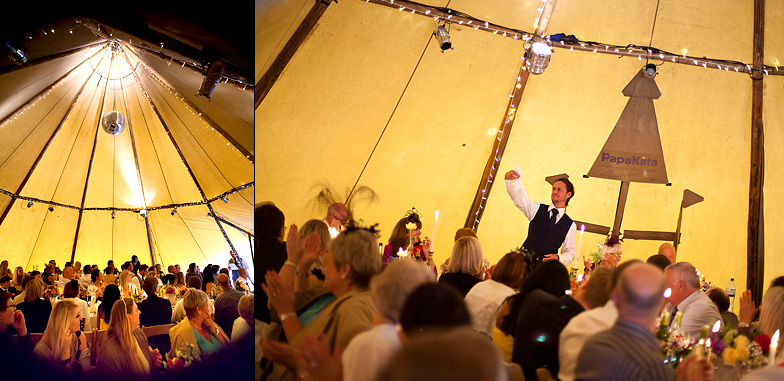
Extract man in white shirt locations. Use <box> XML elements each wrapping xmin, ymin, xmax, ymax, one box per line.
<box><xmin>57</xmin><ymin>266</ymin><xmax>76</xmax><ymax>294</ymax></box>
<box><xmin>235</xmin><ymin>267</ymin><xmax>253</xmax><ymax>293</ymax></box>
<box><xmin>664</xmin><ymin>261</ymin><xmax>722</xmax><ymax>339</ymax></box>
<box><xmin>78</xmin><ymin>265</ymin><xmax>92</xmax><ymax>287</ymax></box>
<box><xmin>505</xmin><ymin>167</ymin><xmax>576</xmax><ymax>267</ymax></box>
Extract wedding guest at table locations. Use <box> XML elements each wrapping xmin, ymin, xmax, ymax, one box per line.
<box><xmin>231</xmin><ymin>294</ymin><xmax>255</xmax><ymax>341</ymax></box>
<box><xmin>78</xmin><ymin>265</ymin><xmax>92</xmax><ymax>287</ymax></box>
<box><xmin>665</xmin><ymin>261</ymin><xmax>722</xmax><ymax>339</ymax></box>
<box><xmin>186</xmin><ymin>263</ymin><xmax>201</xmax><ymax>285</ymax></box>
<box><xmin>646</xmin><ymin>254</ymin><xmax>672</xmax><ymax>271</ymax></box>
<box><xmin>558</xmin><ymin>260</ymin><xmax>642</xmax><ymax>381</ymax></box>
<box><xmin>132</xmin><ymin>264</ymin><xmax>147</xmax><ymax>291</ymax></box>
<box><xmin>73</xmin><ymin>262</ymin><xmax>83</xmax><ymax>279</ymax></box>
<box><xmin>130</xmin><ymin>255</ymin><xmax>141</xmax><ymax>275</ymax></box>
<box><xmin>740</xmin><ymin>286</ymin><xmax>784</xmax><ymax>365</ymax></box>
<box><xmin>659</xmin><ymin>242</ymin><xmax>677</xmax><ymax>263</ymax></box>
<box><xmin>0</xmin><ymin>289</ymin><xmax>32</xmax><ymax>379</ymax></box>
<box><xmin>63</xmin><ymin>280</ymin><xmax>91</xmax><ymax>331</ymax></box>
<box><xmin>138</xmin><ymin>277</ymin><xmax>172</xmax><ymax>328</ymax></box>
<box><xmin>17</xmin><ymin>278</ymin><xmax>51</xmax><ymax>333</ymax></box>
<box><xmin>202</xmin><ymin>265</ymin><xmax>216</xmax><ymax>294</ymax></box>
<box><xmin>261</xmin><ymin>226</ymin><xmax>381</xmax><ymax>380</ymax></box>
<box><xmin>57</xmin><ymin>266</ymin><xmax>76</xmax><ymax>293</ymax></box>
<box><xmin>105</xmin><ymin>260</ymin><xmax>118</xmax><ymax>276</ymax></box>
<box><xmin>99</xmin><ymin>285</ymin><xmax>121</xmax><ymax>330</ymax></box>
<box><xmin>168</xmin><ymin>289</ymin><xmax>229</xmax><ymax>359</ymax></box>
<box><xmin>33</xmin><ymin>299</ymin><xmax>91</xmax><ymax>373</ymax></box>
<box><xmin>0</xmin><ymin>260</ymin><xmax>12</xmax><ymax>280</ymax></box>
<box><xmin>13</xmin><ymin>275</ymin><xmax>35</xmax><ymax>305</ymax></box>
<box><xmin>96</xmin><ymin>298</ymin><xmax>161</xmax><ymax>378</ymax></box>
<box><xmin>12</xmin><ymin>266</ymin><xmax>26</xmax><ymax>289</ymax></box>
<box><xmin>172</xmin><ymin>276</ymin><xmax>213</xmax><ymax>324</ymax></box>
<box><xmin>88</xmin><ymin>269</ymin><xmax>105</xmax><ymax>298</ymax></box>
<box><xmin>438</xmin><ymin>236</ymin><xmax>484</xmax><ymax>297</ymax></box>
<box><xmin>0</xmin><ymin>276</ymin><xmax>16</xmax><ymax>295</ymax></box>
<box><xmin>174</xmin><ymin>271</ymin><xmax>185</xmax><ymax>287</ymax></box>
<box><xmin>382</xmin><ymin>214</ymin><xmax>433</xmax><ymax>271</ymax></box>
<box><xmin>465</xmin><ymin>250</ymin><xmax>530</xmax><ymax>338</ymax></box>
<box><xmin>707</xmin><ymin>287</ymin><xmax>739</xmax><ymax>328</ymax></box>
<box><xmin>214</xmin><ymin>274</ymin><xmax>243</xmax><ymax>337</ymax></box>
<box><xmin>119</xmin><ymin>269</ymin><xmax>141</xmax><ymax>298</ymax></box>
<box><xmin>575</xmin><ymin>263</ymin><xmax>711</xmax><ymax>381</ymax></box>
<box><xmin>43</xmin><ymin>264</ymin><xmax>55</xmax><ymax>285</ymax></box>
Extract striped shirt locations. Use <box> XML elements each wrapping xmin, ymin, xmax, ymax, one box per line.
<box><xmin>575</xmin><ymin>319</ymin><xmax>674</xmax><ymax>381</ymax></box>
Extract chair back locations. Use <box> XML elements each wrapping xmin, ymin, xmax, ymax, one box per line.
<box><xmin>91</xmin><ymin>329</ymin><xmax>109</xmax><ymax>366</ymax></box>
<box><xmin>143</xmin><ymin>323</ymin><xmax>173</xmax><ymax>355</ymax></box>
<box><xmin>30</xmin><ymin>333</ymin><xmax>44</xmax><ymax>347</ymax></box>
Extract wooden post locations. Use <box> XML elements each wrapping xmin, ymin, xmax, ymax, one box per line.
<box><xmin>256</xmin><ymin>0</ymin><xmax>334</xmax><ymax>109</ymax></box>
<box><xmin>747</xmin><ymin>0</ymin><xmax>765</xmax><ymax>304</ymax></box>
<box><xmin>611</xmin><ymin>181</ymin><xmax>630</xmax><ymax>236</ymax></box>
<box><xmin>674</xmin><ymin>206</ymin><xmax>683</xmax><ymax>250</ymax></box>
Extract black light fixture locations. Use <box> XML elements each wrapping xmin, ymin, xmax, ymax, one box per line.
<box><xmin>197</xmin><ymin>60</ymin><xmax>225</xmax><ymax>99</ymax></box>
<box><xmin>26</xmin><ymin>201</ymin><xmax>33</xmax><ymax>208</ymax></box>
<box><xmin>434</xmin><ymin>21</ymin><xmax>452</xmax><ymax>52</ymax></box>
<box><xmin>48</xmin><ymin>206</ymin><xmax>54</xmax><ymax>212</ymax></box>
<box><xmin>5</xmin><ymin>41</ymin><xmax>27</xmax><ymax>65</ymax></box>
<box><xmin>643</xmin><ymin>63</ymin><xmax>658</xmax><ymax>78</ymax></box>
<box><xmin>112</xmin><ymin>211</ymin><xmax>116</xmax><ymax>219</ymax></box>
<box><xmin>140</xmin><ymin>209</ymin><xmax>147</xmax><ymax>218</ymax></box>
<box><xmin>171</xmin><ymin>208</ymin><xmax>177</xmax><ymax>216</ymax></box>
<box><xmin>221</xmin><ymin>196</ymin><xmax>229</xmax><ymax>203</ymax></box>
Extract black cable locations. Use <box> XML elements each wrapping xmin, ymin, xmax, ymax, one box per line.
<box><xmin>646</xmin><ymin>0</ymin><xmax>662</xmax><ymax>65</ymax></box>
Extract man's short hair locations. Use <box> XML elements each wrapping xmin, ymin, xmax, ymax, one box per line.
<box><xmin>21</xmin><ymin>275</ymin><xmax>34</xmax><ymax>289</ymax></box>
<box><xmin>583</xmin><ymin>265</ymin><xmax>613</xmax><ymax>308</ymax></box>
<box><xmin>217</xmin><ymin>273</ymin><xmax>231</xmax><ymax>288</ymax></box>
<box><xmin>610</xmin><ymin>259</ymin><xmax>643</xmax><ymax>289</ymax></box>
<box><xmin>707</xmin><ymin>288</ymin><xmax>730</xmax><ymax>312</ymax></box>
<box><xmin>257</xmin><ymin>203</ymin><xmax>285</xmax><ymax>240</ymax></box>
<box><xmin>142</xmin><ymin>277</ymin><xmax>158</xmax><ymax>295</ymax></box>
<box><xmin>187</xmin><ymin>275</ymin><xmax>202</xmax><ymax>289</ymax></box>
<box><xmin>555</xmin><ymin>177</ymin><xmax>575</xmax><ymax>206</ymax></box>
<box><xmin>618</xmin><ymin>264</ymin><xmax>667</xmax><ymax>314</ymax></box>
<box><xmin>238</xmin><ymin>294</ymin><xmax>254</xmax><ymax>324</ymax></box>
<box><xmin>139</xmin><ymin>264</ymin><xmax>149</xmax><ymax>272</ymax></box>
<box><xmin>0</xmin><ymin>276</ymin><xmax>10</xmax><ymax>284</ymax></box>
<box><xmin>646</xmin><ymin>254</ymin><xmax>671</xmax><ymax>271</ymax></box>
<box><xmin>664</xmin><ymin>262</ymin><xmax>700</xmax><ymax>289</ymax></box>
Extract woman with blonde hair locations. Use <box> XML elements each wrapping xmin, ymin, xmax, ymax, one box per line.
<box><xmin>33</xmin><ymin>299</ymin><xmax>91</xmax><ymax>371</ymax></box>
<box><xmin>119</xmin><ymin>269</ymin><xmax>140</xmax><ymax>298</ymax></box>
<box><xmin>438</xmin><ymin>236</ymin><xmax>484</xmax><ymax>297</ymax></box>
<box><xmin>96</xmin><ymin>298</ymin><xmax>161</xmax><ymax>377</ymax></box>
<box><xmin>12</xmin><ymin>266</ymin><xmax>26</xmax><ymax>288</ymax></box>
<box><xmin>17</xmin><ymin>278</ymin><xmax>51</xmax><ymax>333</ymax></box>
<box><xmin>174</xmin><ymin>271</ymin><xmax>186</xmax><ymax>287</ymax></box>
<box><xmin>0</xmin><ymin>260</ymin><xmax>12</xmax><ymax>280</ymax></box>
<box><xmin>168</xmin><ymin>288</ymin><xmax>229</xmax><ymax>359</ymax></box>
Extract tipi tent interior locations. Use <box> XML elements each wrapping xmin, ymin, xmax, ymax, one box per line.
<box><xmin>0</xmin><ymin>7</ymin><xmax>255</xmax><ymax>277</ymax></box>
<box><xmin>258</xmin><ymin>0</ymin><xmax>784</xmax><ymax>306</ymax></box>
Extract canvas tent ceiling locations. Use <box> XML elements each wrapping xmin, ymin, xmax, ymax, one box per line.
<box><xmin>1</xmin><ymin>12</ymin><xmax>254</xmax><ymax>274</ymax></box>
<box><xmin>258</xmin><ymin>0</ymin><xmax>784</xmax><ymax>301</ymax></box>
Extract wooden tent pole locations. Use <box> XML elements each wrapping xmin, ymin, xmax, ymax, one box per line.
<box><xmin>0</xmin><ymin>48</ymin><xmax>108</xmax><ymax>228</ymax></box>
<box><xmin>256</xmin><ymin>0</ymin><xmax>334</xmax><ymax>109</ymax></box>
<box><xmin>70</xmin><ymin>48</ymin><xmax>113</xmax><ymax>263</ymax></box>
<box><xmin>0</xmin><ymin>41</ymin><xmax>104</xmax><ymax>76</ymax></box>
<box><xmin>214</xmin><ymin>214</ymin><xmax>253</xmax><ymax>237</ymax></box>
<box><xmin>673</xmin><ymin>206</ymin><xmax>683</xmax><ymax>250</ymax></box>
<box><xmin>747</xmin><ymin>0</ymin><xmax>765</xmax><ymax>304</ymax></box>
<box><xmin>124</xmin><ymin>54</ymin><xmax>244</xmax><ymax>268</ymax></box>
<box><xmin>124</xmin><ymin>45</ymin><xmax>254</xmax><ymax>163</ymax></box>
<box><xmin>119</xmin><ymin>57</ymin><xmax>156</xmax><ymax>266</ymax></box>
<box><xmin>465</xmin><ymin>0</ymin><xmax>557</xmax><ymax>230</ymax></box>
<box><xmin>611</xmin><ymin>181</ymin><xmax>630</xmax><ymax>236</ymax></box>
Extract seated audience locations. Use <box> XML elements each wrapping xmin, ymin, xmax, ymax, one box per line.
<box><xmin>33</xmin><ymin>299</ymin><xmax>91</xmax><ymax>373</ymax></box>
<box><xmin>665</xmin><ymin>262</ymin><xmax>722</xmax><ymax>339</ymax></box>
<box><xmin>13</xmin><ymin>275</ymin><xmax>35</xmax><ymax>305</ymax></box>
<box><xmin>168</xmin><ymin>289</ymin><xmax>228</xmax><ymax>359</ymax></box>
<box><xmin>138</xmin><ymin>277</ymin><xmax>173</xmax><ymax>355</ymax></box>
<box><xmin>62</xmin><ymin>280</ymin><xmax>91</xmax><ymax>331</ymax></box>
<box><xmin>172</xmin><ymin>276</ymin><xmax>212</xmax><ymax>324</ymax></box>
<box><xmin>438</xmin><ymin>236</ymin><xmax>484</xmax><ymax>297</ymax></box>
<box><xmin>88</xmin><ymin>269</ymin><xmax>104</xmax><ymax>298</ymax></box>
<box><xmin>465</xmin><ymin>250</ymin><xmax>530</xmax><ymax>338</ymax></box>
<box><xmin>558</xmin><ymin>260</ymin><xmax>642</xmax><ymax>381</ymax></box>
<box><xmin>575</xmin><ymin>263</ymin><xmax>710</xmax><ymax>380</ymax></box>
<box><xmin>214</xmin><ymin>273</ymin><xmax>243</xmax><ymax>337</ymax></box>
<box><xmin>0</xmin><ymin>290</ymin><xmax>32</xmax><ymax>378</ymax></box>
<box><xmin>96</xmin><ymin>298</ymin><xmax>162</xmax><ymax>378</ymax></box>
<box><xmin>646</xmin><ymin>254</ymin><xmax>672</xmax><ymax>271</ymax></box>
<box><xmin>57</xmin><ymin>266</ymin><xmax>76</xmax><ymax>293</ymax></box>
<box><xmin>78</xmin><ymin>265</ymin><xmax>92</xmax><ymax>287</ymax></box>
<box><xmin>739</xmin><ymin>286</ymin><xmax>784</xmax><ymax>365</ymax></box>
<box><xmin>17</xmin><ymin>278</ymin><xmax>51</xmax><ymax>333</ymax></box>
<box><xmin>99</xmin><ymin>285</ymin><xmax>122</xmax><ymax>330</ymax></box>
<box><xmin>12</xmin><ymin>266</ymin><xmax>26</xmax><ymax>289</ymax></box>
<box><xmin>231</xmin><ymin>294</ymin><xmax>255</xmax><ymax>341</ymax></box>
<box><xmin>707</xmin><ymin>287</ymin><xmax>739</xmax><ymax>328</ymax></box>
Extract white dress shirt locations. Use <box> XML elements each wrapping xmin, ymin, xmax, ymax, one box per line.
<box><xmin>558</xmin><ymin>300</ymin><xmax>618</xmax><ymax>381</ymax></box>
<box><xmin>675</xmin><ymin>289</ymin><xmax>723</xmax><ymax>339</ymax></box>
<box><xmin>341</xmin><ymin>324</ymin><xmax>401</xmax><ymax>381</ymax></box>
<box><xmin>464</xmin><ymin>280</ymin><xmax>516</xmax><ymax>338</ymax></box>
<box><xmin>505</xmin><ymin>177</ymin><xmax>576</xmax><ymax>267</ymax></box>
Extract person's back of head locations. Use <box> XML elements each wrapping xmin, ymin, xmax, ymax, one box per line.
<box><xmin>24</xmin><ymin>279</ymin><xmax>44</xmax><ymax>302</ymax></box>
<box><xmin>646</xmin><ymin>254</ymin><xmax>671</xmax><ymax>271</ymax></box>
<box><xmin>187</xmin><ymin>275</ymin><xmax>202</xmax><ymax>290</ymax></box>
<box><xmin>217</xmin><ymin>273</ymin><xmax>231</xmax><ymax>289</ymax></box>
<box><xmin>582</xmin><ymin>265</ymin><xmax>614</xmax><ymax>309</ymax></box>
<box><xmin>91</xmin><ymin>269</ymin><xmax>101</xmax><ymax>283</ymax></box>
<box><xmin>142</xmin><ymin>277</ymin><xmax>158</xmax><ymax>296</ymax></box>
<box><xmin>491</xmin><ymin>250</ymin><xmax>531</xmax><ymax>290</ymax></box>
<box><xmin>299</xmin><ymin>219</ymin><xmax>331</xmax><ymax>249</ymax></box>
<box><xmin>770</xmin><ymin>276</ymin><xmax>784</xmax><ymax>289</ymax></box>
<box><xmin>371</xmin><ymin>260</ymin><xmax>435</xmax><ymax>324</ymax></box>
<box><xmin>167</xmin><ymin>265</ymin><xmax>175</xmax><ymax>274</ymax></box>
<box><xmin>238</xmin><ymin>294</ymin><xmax>254</xmax><ymax>325</ymax></box>
<box><xmin>257</xmin><ymin>203</ymin><xmax>285</xmax><ymax>240</ymax></box>
<box><xmin>760</xmin><ymin>286</ymin><xmax>784</xmax><ymax>337</ymax></box>
<box><xmin>379</xmin><ymin>327</ymin><xmax>501</xmax><ymax>381</ymax></box>
<box><xmin>664</xmin><ymin>261</ymin><xmax>700</xmax><ymax>291</ymax></box>
<box><xmin>63</xmin><ymin>280</ymin><xmax>79</xmax><ymax>298</ymax></box>
<box><xmin>21</xmin><ymin>275</ymin><xmax>34</xmax><ymax>290</ymax></box>
<box><xmin>83</xmin><ymin>265</ymin><xmax>91</xmax><ymax>275</ymax></box>
<box><xmin>101</xmin><ymin>285</ymin><xmax>121</xmax><ymax>323</ymax></box>
<box><xmin>399</xmin><ymin>283</ymin><xmax>471</xmax><ymax>336</ymax></box>
<box><xmin>454</xmin><ymin>228</ymin><xmax>477</xmax><ymax>242</ymax></box>
<box><xmin>706</xmin><ymin>287</ymin><xmax>730</xmax><ymax>313</ymax></box>
<box><xmin>615</xmin><ymin>263</ymin><xmax>667</xmax><ymax>321</ymax></box>
<box><xmin>501</xmin><ymin>260</ymin><xmax>570</xmax><ymax>335</ymax></box>
<box><xmin>448</xmin><ymin>236</ymin><xmax>483</xmax><ymax>277</ymax></box>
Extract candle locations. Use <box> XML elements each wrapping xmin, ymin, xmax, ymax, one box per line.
<box><xmin>431</xmin><ymin>210</ymin><xmax>439</xmax><ymax>254</ymax></box>
<box><xmin>659</xmin><ymin>309</ymin><xmax>669</xmax><ymax>328</ymax></box>
<box><xmin>328</xmin><ymin>226</ymin><xmax>339</xmax><ymax>239</ymax></box>
<box><xmin>575</xmin><ymin>224</ymin><xmax>585</xmax><ymax>269</ymax></box>
<box><xmin>695</xmin><ymin>338</ymin><xmax>705</xmax><ymax>359</ymax></box>
<box><xmin>398</xmin><ymin>247</ymin><xmax>407</xmax><ymax>258</ymax></box>
<box><xmin>770</xmin><ymin>329</ymin><xmax>780</xmax><ymax>366</ymax></box>
<box><xmin>705</xmin><ymin>338</ymin><xmax>711</xmax><ymax>359</ymax></box>
<box><xmin>712</xmin><ymin>320</ymin><xmax>721</xmax><ymax>333</ymax></box>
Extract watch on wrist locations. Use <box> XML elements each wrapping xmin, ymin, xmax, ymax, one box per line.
<box><xmin>279</xmin><ymin>312</ymin><xmax>296</xmax><ymax>322</ymax></box>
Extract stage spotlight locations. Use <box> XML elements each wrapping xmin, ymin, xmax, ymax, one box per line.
<box><xmin>140</xmin><ymin>209</ymin><xmax>147</xmax><ymax>218</ymax></box>
<box><xmin>197</xmin><ymin>60</ymin><xmax>225</xmax><ymax>99</ymax></box>
<box><xmin>643</xmin><ymin>63</ymin><xmax>658</xmax><ymax>78</ymax></box>
<box><xmin>221</xmin><ymin>197</ymin><xmax>229</xmax><ymax>203</ymax></box>
<box><xmin>171</xmin><ymin>208</ymin><xmax>177</xmax><ymax>216</ymax></box>
<box><xmin>434</xmin><ymin>22</ymin><xmax>452</xmax><ymax>51</ymax></box>
<box><xmin>112</xmin><ymin>211</ymin><xmax>116</xmax><ymax>219</ymax></box>
<box><xmin>27</xmin><ymin>201</ymin><xmax>33</xmax><ymax>208</ymax></box>
<box><xmin>5</xmin><ymin>41</ymin><xmax>27</xmax><ymax>65</ymax></box>
<box><xmin>48</xmin><ymin>206</ymin><xmax>54</xmax><ymax>212</ymax></box>
<box><xmin>525</xmin><ymin>37</ymin><xmax>553</xmax><ymax>75</ymax></box>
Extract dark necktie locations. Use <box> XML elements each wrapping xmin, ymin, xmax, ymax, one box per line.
<box><xmin>549</xmin><ymin>209</ymin><xmax>559</xmax><ymax>228</ymax></box>
<box><xmin>669</xmin><ymin>306</ymin><xmax>679</xmax><ymax>327</ymax></box>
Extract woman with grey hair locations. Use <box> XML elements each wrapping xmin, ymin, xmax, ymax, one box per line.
<box><xmin>262</xmin><ymin>226</ymin><xmax>382</xmax><ymax>381</ymax></box>
<box><xmin>438</xmin><ymin>236</ymin><xmax>485</xmax><ymax>297</ymax></box>
<box><xmin>168</xmin><ymin>288</ymin><xmax>229</xmax><ymax>359</ymax></box>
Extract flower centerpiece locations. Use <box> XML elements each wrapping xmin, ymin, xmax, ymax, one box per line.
<box><xmin>160</xmin><ymin>284</ymin><xmax>178</xmax><ymax>305</ymax></box>
<box><xmin>711</xmin><ymin>326</ymin><xmax>769</xmax><ymax>369</ymax></box>
<box><xmin>165</xmin><ymin>343</ymin><xmax>201</xmax><ymax>371</ymax></box>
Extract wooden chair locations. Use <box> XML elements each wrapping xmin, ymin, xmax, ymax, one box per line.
<box><xmin>91</xmin><ymin>329</ymin><xmax>108</xmax><ymax>366</ymax></box>
<box><xmin>143</xmin><ymin>323</ymin><xmax>173</xmax><ymax>356</ymax></box>
<box><xmin>536</xmin><ymin>368</ymin><xmax>555</xmax><ymax>381</ymax></box>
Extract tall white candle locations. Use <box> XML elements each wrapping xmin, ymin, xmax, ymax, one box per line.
<box><xmin>576</xmin><ymin>224</ymin><xmax>585</xmax><ymax>269</ymax></box>
<box><xmin>431</xmin><ymin>210</ymin><xmax>439</xmax><ymax>253</ymax></box>
<box><xmin>770</xmin><ymin>329</ymin><xmax>780</xmax><ymax>366</ymax></box>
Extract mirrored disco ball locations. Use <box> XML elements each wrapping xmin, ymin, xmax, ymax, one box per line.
<box><xmin>102</xmin><ymin>110</ymin><xmax>125</xmax><ymax>135</ymax></box>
